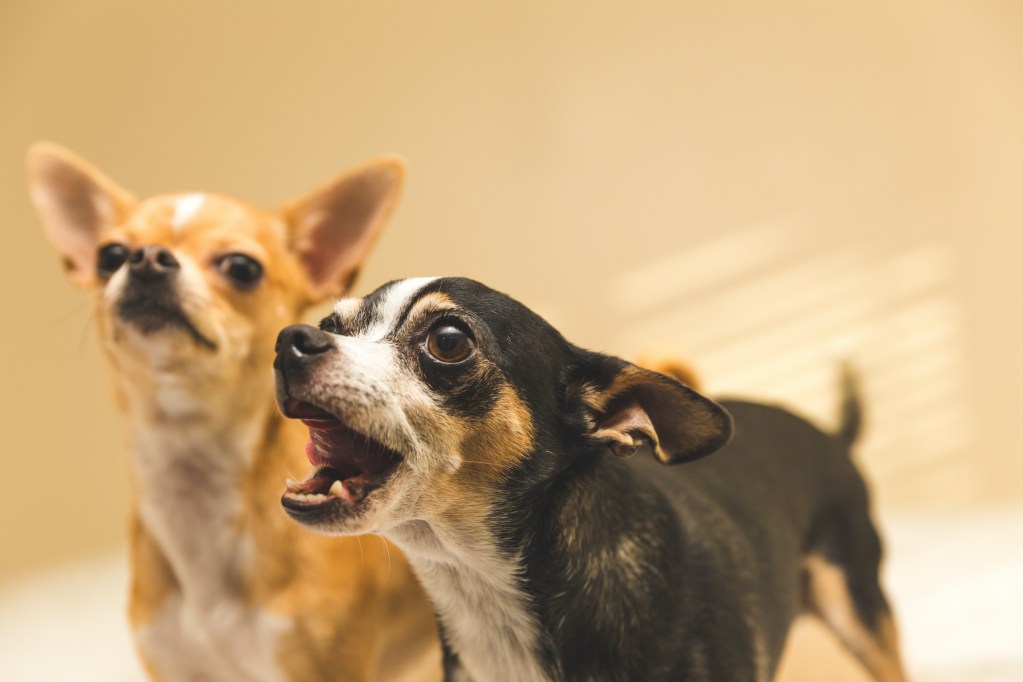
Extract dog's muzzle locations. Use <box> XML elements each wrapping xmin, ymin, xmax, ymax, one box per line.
<box><xmin>275</xmin><ymin>324</ymin><xmax>334</xmax><ymax>373</ymax></box>
<box><xmin>114</xmin><ymin>246</ymin><xmax>216</xmax><ymax>349</ymax></box>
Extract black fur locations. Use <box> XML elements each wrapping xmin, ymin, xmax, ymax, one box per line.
<box><xmin>309</xmin><ymin>278</ymin><xmax>899</xmax><ymax>682</ymax></box>
<box><xmin>454</xmin><ymin>280</ymin><xmax>890</xmax><ymax>681</ymax></box>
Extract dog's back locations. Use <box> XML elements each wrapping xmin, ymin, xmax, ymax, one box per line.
<box><xmin>633</xmin><ymin>375</ymin><xmax>907</xmax><ymax>681</ymax></box>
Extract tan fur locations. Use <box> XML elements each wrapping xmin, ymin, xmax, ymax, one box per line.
<box><xmin>442</xmin><ymin>384</ymin><xmax>534</xmax><ymax>513</ymax></box>
<box><xmin>400</xmin><ymin>381</ymin><xmax>534</xmax><ymax>535</ymax></box>
<box><xmin>803</xmin><ymin>555</ymin><xmax>910</xmax><ymax>682</ymax></box>
<box><xmin>406</xmin><ymin>291</ymin><xmax>457</xmax><ymax>321</ymax></box>
<box><xmin>28</xmin><ymin>143</ymin><xmax>439</xmax><ymax>681</ymax></box>
<box><xmin>127</xmin><ymin>514</ymin><xmax>178</xmax><ymax>682</ymax></box>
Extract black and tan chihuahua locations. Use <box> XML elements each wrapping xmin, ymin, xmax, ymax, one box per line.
<box><xmin>272</xmin><ymin>276</ymin><xmax>909</xmax><ymax>682</ymax></box>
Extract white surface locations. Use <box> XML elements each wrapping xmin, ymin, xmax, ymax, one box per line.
<box><xmin>0</xmin><ymin>551</ymin><xmax>146</xmax><ymax>682</ymax></box>
<box><xmin>884</xmin><ymin>508</ymin><xmax>1023</xmax><ymax>682</ymax></box>
<box><xmin>1</xmin><ymin>509</ymin><xmax>1021</xmax><ymax>681</ymax></box>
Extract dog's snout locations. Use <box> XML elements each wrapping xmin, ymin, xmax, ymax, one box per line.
<box><xmin>278</xmin><ymin>324</ymin><xmax>332</xmax><ymax>355</ymax></box>
<box><xmin>129</xmin><ymin>246</ymin><xmax>180</xmax><ymax>280</ymax></box>
<box><xmin>275</xmin><ymin>324</ymin><xmax>333</xmax><ymax>371</ymax></box>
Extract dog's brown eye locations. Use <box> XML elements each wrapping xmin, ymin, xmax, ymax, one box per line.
<box><xmin>426</xmin><ymin>325</ymin><xmax>475</xmax><ymax>363</ymax></box>
<box><xmin>97</xmin><ymin>243</ymin><xmax>129</xmax><ymax>277</ymax></box>
<box><xmin>218</xmin><ymin>253</ymin><xmax>263</xmax><ymax>290</ymax></box>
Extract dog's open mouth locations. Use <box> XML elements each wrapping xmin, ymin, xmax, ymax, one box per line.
<box><xmin>280</xmin><ymin>399</ymin><xmax>401</xmax><ymax>519</ymax></box>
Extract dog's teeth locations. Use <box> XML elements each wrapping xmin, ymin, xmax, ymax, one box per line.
<box><xmin>286</xmin><ymin>478</ymin><xmax>301</xmax><ymax>493</ymax></box>
<box><xmin>298</xmin><ymin>493</ymin><xmax>324</xmax><ymax>502</ymax></box>
<box><xmin>328</xmin><ymin>480</ymin><xmax>345</xmax><ymax>497</ymax></box>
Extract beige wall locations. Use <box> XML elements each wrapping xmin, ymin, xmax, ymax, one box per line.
<box><xmin>2</xmin><ymin>0</ymin><xmax>1021</xmax><ymax>591</ymax></box>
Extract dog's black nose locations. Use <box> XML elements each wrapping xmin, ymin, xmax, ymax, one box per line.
<box><xmin>275</xmin><ymin>324</ymin><xmax>333</xmax><ymax>370</ymax></box>
<box><xmin>128</xmin><ymin>246</ymin><xmax>179</xmax><ymax>280</ymax></box>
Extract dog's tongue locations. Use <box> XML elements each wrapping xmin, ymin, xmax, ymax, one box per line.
<box><xmin>304</xmin><ymin>438</ymin><xmax>319</xmax><ymax>466</ymax></box>
<box><xmin>300</xmin><ymin>418</ymin><xmax>347</xmax><ymax>466</ymax></box>
<box><xmin>303</xmin><ymin>421</ymin><xmax>397</xmax><ymax>475</ymax></box>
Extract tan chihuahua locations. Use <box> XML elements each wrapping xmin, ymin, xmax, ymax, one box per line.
<box><xmin>27</xmin><ymin>143</ymin><xmax>440</xmax><ymax>682</ymax></box>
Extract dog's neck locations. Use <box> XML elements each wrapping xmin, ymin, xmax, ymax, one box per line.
<box><xmin>388</xmin><ymin>516</ymin><xmax>554</xmax><ymax>682</ymax></box>
<box><xmin>120</xmin><ymin>368</ymin><xmax>285</xmax><ymax>607</ymax></box>
<box><xmin>391</xmin><ymin>454</ymin><xmax>681</xmax><ymax>682</ymax></box>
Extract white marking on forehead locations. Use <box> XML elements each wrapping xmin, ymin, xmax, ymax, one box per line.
<box><xmin>373</xmin><ymin>276</ymin><xmax>441</xmax><ymax>337</ymax></box>
<box><xmin>172</xmin><ymin>193</ymin><xmax>206</xmax><ymax>231</ymax></box>
<box><xmin>361</xmin><ymin>277</ymin><xmax>439</xmax><ymax>341</ymax></box>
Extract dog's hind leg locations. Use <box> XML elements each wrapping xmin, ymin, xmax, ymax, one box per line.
<box><xmin>801</xmin><ymin>365</ymin><xmax>910</xmax><ymax>681</ymax></box>
<box><xmin>802</xmin><ymin>536</ymin><xmax>910</xmax><ymax>682</ymax></box>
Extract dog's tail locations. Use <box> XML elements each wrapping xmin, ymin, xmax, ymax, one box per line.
<box><xmin>836</xmin><ymin>361</ymin><xmax>863</xmax><ymax>449</ymax></box>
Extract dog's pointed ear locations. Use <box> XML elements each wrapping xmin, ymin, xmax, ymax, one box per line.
<box><xmin>569</xmin><ymin>352</ymin><xmax>732</xmax><ymax>464</ymax></box>
<box><xmin>280</xmin><ymin>155</ymin><xmax>406</xmax><ymax>302</ymax></box>
<box><xmin>27</xmin><ymin>142</ymin><xmax>136</xmax><ymax>287</ymax></box>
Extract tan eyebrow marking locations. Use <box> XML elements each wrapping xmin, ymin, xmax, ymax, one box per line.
<box><xmin>403</xmin><ymin>292</ymin><xmax>458</xmax><ymax>329</ymax></box>
<box><xmin>333</xmin><ymin>296</ymin><xmax>362</xmax><ymax>321</ymax></box>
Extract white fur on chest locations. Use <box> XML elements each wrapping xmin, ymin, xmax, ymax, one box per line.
<box><xmin>131</xmin><ymin>419</ymin><xmax>256</xmax><ymax>604</ymax></box>
<box><xmin>137</xmin><ymin>593</ymin><xmax>288</xmax><ymax>682</ymax></box>
<box><xmin>130</xmin><ymin>411</ymin><xmax>289</xmax><ymax>680</ymax></box>
<box><xmin>394</xmin><ymin>525</ymin><xmax>551</xmax><ymax>682</ymax></box>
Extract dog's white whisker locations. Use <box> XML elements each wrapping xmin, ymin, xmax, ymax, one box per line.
<box><xmin>377</xmin><ymin>534</ymin><xmax>393</xmax><ymax>575</ymax></box>
<box><xmin>49</xmin><ymin>298</ymin><xmax>90</xmax><ymax>329</ymax></box>
<box><xmin>77</xmin><ymin>308</ymin><xmax>97</xmax><ymax>357</ymax></box>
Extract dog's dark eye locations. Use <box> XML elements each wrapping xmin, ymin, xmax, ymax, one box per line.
<box><xmin>217</xmin><ymin>253</ymin><xmax>263</xmax><ymax>289</ymax></box>
<box><xmin>319</xmin><ymin>314</ymin><xmax>342</xmax><ymax>334</ymax></box>
<box><xmin>426</xmin><ymin>324</ymin><xmax>475</xmax><ymax>363</ymax></box>
<box><xmin>96</xmin><ymin>243</ymin><xmax>129</xmax><ymax>277</ymax></box>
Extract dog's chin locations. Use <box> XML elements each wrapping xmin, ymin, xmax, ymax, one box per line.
<box><xmin>281</xmin><ymin>500</ymin><xmax>383</xmax><ymax>536</ymax></box>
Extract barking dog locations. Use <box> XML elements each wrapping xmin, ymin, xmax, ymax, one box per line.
<box><xmin>28</xmin><ymin>144</ymin><xmax>439</xmax><ymax>682</ymax></box>
<box><xmin>274</xmin><ymin>276</ymin><xmax>909</xmax><ymax>682</ymax></box>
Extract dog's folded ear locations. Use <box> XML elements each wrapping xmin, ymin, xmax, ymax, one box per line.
<box><xmin>280</xmin><ymin>155</ymin><xmax>406</xmax><ymax>302</ymax></box>
<box><xmin>569</xmin><ymin>352</ymin><xmax>732</xmax><ymax>465</ymax></box>
<box><xmin>27</xmin><ymin>142</ymin><xmax>136</xmax><ymax>287</ymax></box>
